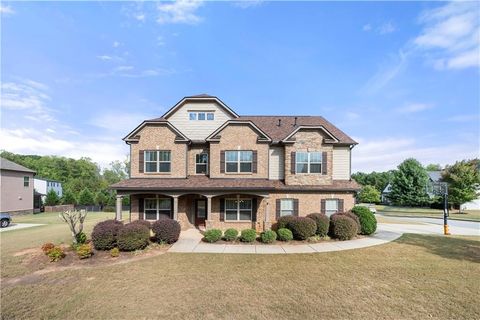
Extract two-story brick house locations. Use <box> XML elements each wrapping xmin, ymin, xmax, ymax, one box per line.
<box><xmin>111</xmin><ymin>95</ymin><xmax>360</xmax><ymax>231</ymax></box>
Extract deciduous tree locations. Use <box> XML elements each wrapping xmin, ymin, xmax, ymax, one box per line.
<box><xmin>442</xmin><ymin>159</ymin><xmax>480</xmax><ymax>212</ymax></box>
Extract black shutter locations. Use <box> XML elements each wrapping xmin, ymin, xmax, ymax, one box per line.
<box><xmin>276</xmin><ymin>199</ymin><xmax>281</xmax><ymax>220</ymax></box>
<box><xmin>338</xmin><ymin>199</ymin><xmax>344</xmax><ymax>213</ymax></box>
<box><xmin>321</xmin><ymin>199</ymin><xmax>326</xmax><ymax>214</ymax></box>
<box><xmin>170</xmin><ymin>198</ymin><xmax>174</xmax><ymax>219</ymax></box>
<box><xmin>219</xmin><ymin>198</ymin><xmax>225</xmax><ymax>221</ymax></box>
<box><xmin>220</xmin><ymin>151</ymin><xmax>225</xmax><ymax>173</ymax></box>
<box><xmin>252</xmin><ymin>151</ymin><xmax>258</xmax><ymax>173</ymax></box>
<box><xmin>291</xmin><ymin>152</ymin><xmax>296</xmax><ymax>174</ymax></box>
<box><xmin>252</xmin><ymin>198</ymin><xmax>257</xmax><ymax>221</ymax></box>
<box><xmin>322</xmin><ymin>151</ymin><xmax>327</xmax><ymax>175</ymax></box>
<box><xmin>293</xmin><ymin>199</ymin><xmax>299</xmax><ymax>216</ymax></box>
<box><xmin>139</xmin><ymin>197</ymin><xmax>144</xmax><ymax>220</ymax></box>
<box><xmin>139</xmin><ymin>150</ymin><xmax>144</xmax><ymax>173</ymax></box>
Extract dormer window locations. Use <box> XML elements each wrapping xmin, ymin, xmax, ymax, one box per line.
<box><xmin>198</xmin><ymin>112</ymin><xmax>206</xmax><ymax>120</ymax></box>
<box><xmin>189</xmin><ymin>112</ymin><xmax>214</xmax><ymax>121</ymax></box>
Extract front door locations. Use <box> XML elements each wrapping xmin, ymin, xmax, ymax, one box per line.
<box><xmin>195</xmin><ymin>199</ymin><xmax>207</xmax><ymax>226</ymax></box>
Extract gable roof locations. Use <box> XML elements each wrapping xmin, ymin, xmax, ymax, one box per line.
<box><xmin>123</xmin><ymin>120</ymin><xmax>189</xmax><ymax>143</ymax></box>
<box><xmin>238</xmin><ymin>116</ymin><xmax>357</xmax><ymax>144</ymax></box>
<box><xmin>0</xmin><ymin>157</ymin><xmax>36</xmax><ymax>173</ymax></box>
<box><xmin>427</xmin><ymin>171</ymin><xmax>442</xmax><ymax>182</ymax></box>
<box><xmin>205</xmin><ymin>120</ymin><xmax>272</xmax><ymax>142</ymax></box>
<box><xmin>162</xmin><ymin>95</ymin><xmax>239</xmax><ymax>119</ymax></box>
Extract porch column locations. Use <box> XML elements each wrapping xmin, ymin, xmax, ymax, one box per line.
<box><xmin>172</xmin><ymin>195</ymin><xmax>179</xmax><ymax>221</ymax></box>
<box><xmin>206</xmin><ymin>195</ymin><xmax>212</xmax><ymax>219</ymax></box>
<box><xmin>115</xmin><ymin>195</ymin><xmax>123</xmax><ymax>221</ymax></box>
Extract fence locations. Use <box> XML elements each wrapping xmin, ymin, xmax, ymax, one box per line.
<box><xmin>44</xmin><ymin>205</ymin><xmax>75</xmax><ymax>212</ymax></box>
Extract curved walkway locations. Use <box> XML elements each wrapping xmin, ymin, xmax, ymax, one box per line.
<box><xmin>168</xmin><ymin>226</ymin><xmax>402</xmax><ymax>254</ymax></box>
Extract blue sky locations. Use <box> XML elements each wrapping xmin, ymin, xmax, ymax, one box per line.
<box><xmin>1</xmin><ymin>1</ymin><xmax>479</xmax><ymax>172</ymax></box>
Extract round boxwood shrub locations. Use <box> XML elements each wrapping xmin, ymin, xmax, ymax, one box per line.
<box><xmin>274</xmin><ymin>215</ymin><xmax>297</xmax><ymax>231</ymax></box>
<box><xmin>351</xmin><ymin>206</ymin><xmax>377</xmax><ymax>235</ymax></box>
<box><xmin>277</xmin><ymin>228</ymin><xmax>293</xmax><ymax>241</ymax></box>
<box><xmin>130</xmin><ymin>219</ymin><xmax>151</xmax><ymax>229</ymax></box>
<box><xmin>288</xmin><ymin>217</ymin><xmax>317</xmax><ymax>240</ymax></box>
<box><xmin>91</xmin><ymin>219</ymin><xmax>124</xmax><ymax>250</ymax></box>
<box><xmin>331</xmin><ymin>215</ymin><xmax>357</xmax><ymax>240</ymax></box>
<box><xmin>260</xmin><ymin>230</ymin><xmax>277</xmax><ymax>244</ymax></box>
<box><xmin>306</xmin><ymin>213</ymin><xmax>330</xmax><ymax>237</ymax></box>
<box><xmin>151</xmin><ymin>218</ymin><xmax>181</xmax><ymax>244</ymax></box>
<box><xmin>240</xmin><ymin>229</ymin><xmax>257</xmax><ymax>243</ymax></box>
<box><xmin>223</xmin><ymin>228</ymin><xmax>238</xmax><ymax>241</ymax></box>
<box><xmin>203</xmin><ymin>229</ymin><xmax>222</xmax><ymax>243</ymax></box>
<box><xmin>343</xmin><ymin>211</ymin><xmax>361</xmax><ymax>234</ymax></box>
<box><xmin>117</xmin><ymin>223</ymin><xmax>150</xmax><ymax>251</ymax></box>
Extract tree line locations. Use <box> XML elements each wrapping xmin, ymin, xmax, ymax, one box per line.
<box><xmin>353</xmin><ymin>158</ymin><xmax>480</xmax><ymax>210</ymax></box>
<box><xmin>0</xmin><ymin>151</ymin><xmax>129</xmax><ymax>207</ymax></box>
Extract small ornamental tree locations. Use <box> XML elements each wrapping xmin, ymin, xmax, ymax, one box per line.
<box><xmin>77</xmin><ymin>188</ymin><xmax>95</xmax><ymax>206</ymax></box>
<box><xmin>59</xmin><ymin>210</ymin><xmax>88</xmax><ymax>244</ymax></box>
<box><xmin>45</xmin><ymin>189</ymin><xmax>60</xmax><ymax>206</ymax></box>
<box><xmin>442</xmin><ymin>159</ymin><xmax>480</xmax><ymax>212</ymax></box>
<box><xmin>358</xmin><ymin>185</ymin><xmax>381</xmax><ymax>204</ymax></box>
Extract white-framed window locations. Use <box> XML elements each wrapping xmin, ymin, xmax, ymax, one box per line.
<box><xmin>189</xmin><ymin>112</ymin><xmax>197</xmax><ymax>120</ymax></box>
<box><xmin>144</xmin><ymin>198</ymin><xmax>171</xmax><ymax>220</ymax></box>
<box><xmin>295</xmin><ymin>152</ymin><xmax>322</xmax><ymax>174</ymax></box>
<box><xmin>144</xmin><ymin>150</ymin><xmax>171</xmax><ymax>173</ymax></box>
<box><xmin>325</xmin><ymin>199</ymin><xmax>339</xmax><ymax>217</ymax></box>
<box><xmin>225</xmin><ymin>198</ymin><xmax>252</xmax><ymax>221</ymax></box>
<box><xmin>225</xmin><ymin>151</ymin><xmax>253</xmax><ymax>173</ymax></box>
<box><xmin>189</xmin><ymin>112</ymin><xmax>215</xmax><ymax>121</ymax></box>
<box><xmin>195</xmin><ymin>153</ymin><xmax>208</xmax><ymax>174</ymax></box>
<box><xmin>207</xmin><ymin>113</ymin><xmax>214</xmax><ymax>120</ymax></box>
<box><xmin>198</xmin><ymin>112</ymin><xmax>206</xmax><ymax>120</ymax></box>
<box><xmin>23</xmin><ymin>176</ymin><xmax>29</xmax><ymax>187</ymax></box>
<box><xmin>280</xmin><ymin>199</ymin><xmax>294</xmax><ymax>216</ymax></box>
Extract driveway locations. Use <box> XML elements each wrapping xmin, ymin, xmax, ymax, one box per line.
<box><xmin>0</xmin><ymin>223</ymin><xmax>45</xmax><ymax>233</ymax></box>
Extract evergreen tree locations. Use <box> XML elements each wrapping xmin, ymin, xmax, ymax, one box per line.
<box><xmin>44</xmin><ymin>189</ymin><xmax>60</xmax><ymax>206</ymax></box>
<box><xmin>77</xmin><ymin>188</ymin><xmax>95</xmax><ymax>206</ymax></box>
<box><xmin>442</xmin><ymin>159</ymin><xmax>480</xmax><ymax>212</ymax></box>
<box><xmin>95</xmin><ymin>191</ymin><xmax>108</xmax><ymax>206</ymax></box>
<box><xmin>358</xmin><ymin>185</ymin><xmax>381</xmax><ymax>203</ymax></box>
<box><xmin>61</xmin><ymin>189</ymin><xmax>77</xmax><ymax>205</ymax></box>
<box><xmin>388</xmin><ymin>158</ymin><xmax>431</xmax><ymax>206</ymax></box>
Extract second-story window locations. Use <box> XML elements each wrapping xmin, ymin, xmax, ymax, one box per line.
<box><xmin>296</xmin><ymin>152</ymin><xmax>322</xmax><ymax>174</ymax></box>
<box><xmin>225</xmin><ymin>151</ymin><xmax>253</xmax><ymax>173</ymax></box>
<box><xmin>24</xmin><ymin>176</ymin><xmax>30</xmax><ymax>187</ymax></box>
<box><xmin>189</xmin><ymin>112</ymin><xmax>215</xmax><ymax>121</ymax></box>
<box><xmin>145</xmin><ymin>150</ymin><xmax>171</xmax><ymax>173</ymax></box>
<box><xmin>196</xmin><ymin>153</ymin><xmax>208</xmax><ymax>174</ymax></box>
<box><xmin>198</xmin><ymin>112</ymin><xmax>206</xmax><ymax>120</ymax></box>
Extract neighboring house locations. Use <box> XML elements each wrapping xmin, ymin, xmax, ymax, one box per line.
<box><xmin>381</xmin><ymin>171</ymin><xmax>441</xmax><ymax>203</ymax></box>
<box><xmin>34</xmin><ymin>177</ymin><xmax>63</xmax><ymax>201</ymax></box>
<box><xmin>111</xmin><ymin>94</ymin><xmax>360</xmax><ymax>230</ymax></box>
<box><xmin>381</xmin><ymin>183</ymin><xmax>392</xmax><ymax>204</ymax></box>
<box><xmin>0</xmin><ymin>157</ymin><xmax>36</xmax><ymax>214</ymax></box>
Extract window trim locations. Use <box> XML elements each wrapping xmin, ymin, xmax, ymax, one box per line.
<box><xmin>225</xmin><ymin>150</ymin><xmax>253</xmax><ymax>173</ymax></box>
<box><xmin>144</xmin><ymin>150</ymin><xmax>171</xmax><ymax>173</ymax></box>
<box><xmin>23</xmin><ymin>176</ymin><xmax>30</xmax><ymax>187</ymax></box>
<box><xmin>188</xmin><ymin>111</ymin><xmax>215</xmax><ymax>121</ymax></box>
<box><xmin>295</xmin><ymin>151</ymin><xmax>322</xmax><ymax>174</ymax></box>
<box><xmin>195</xmin><ymin>152</ymin><xmax>208</xmax><ymax>175</ymax></box>
<box><xmin>224</xmin><ymin>198</ymin><xmax>252</xmax><ymax>221</ymax></box>
<box><xmin>280</xmin><ymin>199</ymin><xmax>294</xmax><ymax>217</ymax></box>
<box><xmin>144</xmin><ymin>198</ymin><xmax>172</xmax><ymax>221</ymax></box>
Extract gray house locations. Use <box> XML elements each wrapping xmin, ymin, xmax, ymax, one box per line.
<box><xmin>0</xmin><ymin>157</ymin><xmax>36</xmax><ymax>214</ymax></box>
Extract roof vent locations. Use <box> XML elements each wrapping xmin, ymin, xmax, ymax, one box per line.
<box><xmin>277</xmin><ymin>119</ymin><xmax>282</xmax><ymax>126</ymax></box>
<box><xmin>294</xmin><ymin>117</ymin><xmax>298</xmax><ymax>127</ymax></box>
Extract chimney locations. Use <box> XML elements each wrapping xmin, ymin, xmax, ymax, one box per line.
<box><xmin>277</xmin><ymin>119</ymin><xmax>282</xmax><ymax>126</ymax></box>
<box><xmin>294</xmin><ymin>117</ymin><xmax>298</xmax><ymax>126</ymax></box>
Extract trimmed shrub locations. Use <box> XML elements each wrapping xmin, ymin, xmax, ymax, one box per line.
<box><xmin>306</xmin><ymin>213</ymin><xmax>330</xmax><ymax>237</ymax></box>
<box><xmin>130</xmin><ymin>219</ymin><xmax>151</xmax><ymax>229</ymax></box>
<box><xmin>343</xmin><ymin>211</ymin><xmax>361</xmax><ymax>234</ymax></box>
<box><xmin>204</xmin><ymin>229</ymin><xmax>222</xmax><ymax>243</ymax></box>
<box><xmin>75</xmin><ymin>232</ymin><xmax>87</xmax><ymax>244</ymax></box>
<box><xmin>260</xmin><ymin>230</ymin><xmax>277</xmax><ymax>244</ymax></box>
<box><xmin>277</xmin><ymin>228</ymin><xmax>293</xmax><ymax>241</ymax></box>
<box><xmin>117</xmin><ymin>223</ymin><xmax>150</xmax><ymax>251</ymax></box>
<box><xmin>47</xmin><ymin>246</ymin><xmax>65</xmax><ymax>262</ymax></box>
<box><xmin>76</xmin><ymin>243</ymin><xmax>93</xmax><ymax>259</ymax></box>
<box><xmin>91</xmin><ymin>219</ymin><xmax>124</xmax><ymax>250</ymax></box>
<box><xmin>152</xmin><ymin>219</ymin><xmax>181</xmax><ymax>244</ymax></box>
<box><xmin>351</xmin><ymin>206</ymin><xmax>377</xmax><ymax>235</ymax></box>
<box><xmin>41</xmin><ymin>242</ymin><xmax>55</xmax><ymax>254</ymax></box>
<box><xmin>110</xmin><ymin>247</ymin><xmax>120</xmax><ymax>258</ymax></box>
<box><xmin>274</xmin><ymin>215</ymin><xmax>297</xmax><ymax>230</ymax></box>
<box><xmin>331</xmin><ymin>215</ymin><xmax>357</xmax><ymax>240</ymax></box>
<box><xmin>288</xmin><ymin>217</ymin><xmax>317</xmax><ymax>240</ymax></box>
<box><xmin>240</xmin><ymin>229</ymin><xmax>257</xmax><ymax>243</ymax></box>
<box><xmin>223</xmin><ymin>228</ymin><xmax>238</xmax><ymax>242</ymax></box>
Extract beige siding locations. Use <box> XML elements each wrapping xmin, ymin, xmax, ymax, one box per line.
<box><xmin>0</xmin><ymin>170</ymin><xmax>34</xmax><ymax>213</ymax></box>
<box><xmin>269</xmin><ymin>147</ymin><xmax>284</xmax><ymax>180</ymax></box>
<box><xmin>332</xmin><ymin>147</ymin><xmax>351</xmax><ymax>180</ymax></box>
<box><xmin>167</xmin><ymin>101</ymin><xmax>234</xmax><ymax>140</ymax></box>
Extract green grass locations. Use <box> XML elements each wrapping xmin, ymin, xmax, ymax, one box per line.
<box><xmin>1</xmin><ymin>212</ymin><xmax>479</xmax><ymax>319</ymax></box>
<box><xmin>377</xmin><ymin>205</ymin><xmax>480</xmax><ymax>222</ymax></box>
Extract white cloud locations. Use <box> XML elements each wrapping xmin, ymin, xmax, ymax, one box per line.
<box><xmin>93</xmin><ymin>66</ymin><xmax>175</xmax><ymax>78</ymax></box>
<box><xmin>379</xmin><ymin>22</ymin><xmax>396</xmax><ymax>34</ymax></box>
<box><xmin>346</xmin><ymin>112</ymin><xmax>360</xmax><ymax>120</ymax></box>
<box><xmin>156</xmin><ymin>0</ymin><xmax>203</xmax><ymax>25</ymax></box>
<box><xmin>396</xmin><ymin>103</ymin><xmax>433</xmax><ymax>114</ymax></box>
<box><xmin>362</xmin><ymin>50</ymin><xmax>408</xmax><ymax>93</ymax></box>
<box><xmin>414</xmin><ymin>1</ymin><xmax>480</xmax><ymax>70</ymax></box>
<box><xmin>232</xmin><ymin>1</ymin><xmax>263</xmax><ymax>9</ymax></box>
<box><xmin>89</xmin><ymin>112</ymin><xmax>151</xmax><ymax>133</ymax></box>
<box><xmin>0</xmin><ymin>5</ymin><xmax>14</xmax><ymax>15</ymax></box>
<box><xmin>352</xmin><ymin>137</ymin><xmax>478</xmax><ymax>172</ymax></box>
<box><xmin>113</xmin><ymin>41</ymin><xmax>121</xmax><ymax>48</ymax></box>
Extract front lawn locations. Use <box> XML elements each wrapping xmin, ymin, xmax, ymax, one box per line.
<box><xmin>1</xmin><ymin>212</ymin><xmax>479</xmax><ymax>319</ymax></box>
<box><xmin>377</xmin><ymin>205</ymin><xmax>480</xmax><ymax>222</ymax></box>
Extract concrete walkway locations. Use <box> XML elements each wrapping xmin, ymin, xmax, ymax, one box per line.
<box><xmin>168</xmin><ymin>227</ymin><xmax>402</xmax><ymax>254</ymax></box>
<box><xmin>0</xmin><ymin>223</ymin><xmax>45</xmax><ymax>233</ymax></box>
